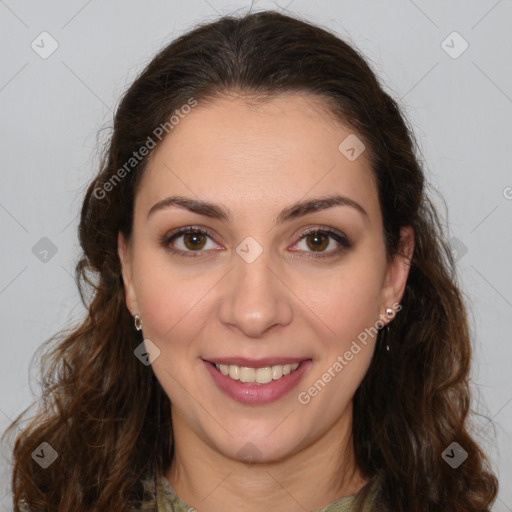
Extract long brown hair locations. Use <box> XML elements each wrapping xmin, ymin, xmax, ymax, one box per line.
<box><xmin>3</xmin><ymin>10</ymin><xmax>498</xmax><ymax>511</ymax></box>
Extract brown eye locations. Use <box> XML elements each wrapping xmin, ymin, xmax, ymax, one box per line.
<box><xmin>161</xmin><ymin>227</ymin><xmax>218</xmax><ymax>257</ymax></box>
<box><xmin>183</xmin><ymin>232</ymin><xmax>207</xmax><ymax>250</ymax></box>
<box><xmin>305</xmin><ymin>232</ymin><xmax>329</xmax><ymax>252</ymax></box>
<box><xmin>292</xmin><ymin>228</ymin><xmax>352</xmax><ymax>259</ymax></box>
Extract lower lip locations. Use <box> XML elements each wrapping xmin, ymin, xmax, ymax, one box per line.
<box><xmin>203</xmin><ymin>359</ymin><xmax>312</xmax><ymax>404</ymax></box>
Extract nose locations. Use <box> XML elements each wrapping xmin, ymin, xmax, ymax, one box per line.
<box><xmin>219</xmin><ymin>247</ymin><xmax>294</xmax><ymax>338</ymax></box>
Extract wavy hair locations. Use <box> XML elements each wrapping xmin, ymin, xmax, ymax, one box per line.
<box><xmin>3</xmin><ymin>9</ymin><xmax>498</xmax><ymax>511</ymax></box>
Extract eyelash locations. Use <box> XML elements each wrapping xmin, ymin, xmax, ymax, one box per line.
<box><xmin>159</xmin><ymin>225</ymin><xmax>352</xmax><ymax>260</ymax></box>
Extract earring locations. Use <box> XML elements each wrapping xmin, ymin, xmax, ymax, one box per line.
<box><xmin>382</xmin><ymin>307</ymin><xmax>395</xmax><ymax>352</ymax></box>
<box><xmin>380</xmin><ymin>324</ymin><xmax>390</xmax><ymax>352</ymax></box>
<box><xmin>134</xmin><ymin>314</ymin><xmax>143</xmax><ymax>331</ymax></box>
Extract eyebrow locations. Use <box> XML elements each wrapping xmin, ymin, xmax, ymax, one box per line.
<box><xmin>147</xmin><ymin>194</ymin><xmax>368</xmax><ymax>224</ymax></box>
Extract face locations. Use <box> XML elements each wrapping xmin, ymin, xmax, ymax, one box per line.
<box><xmin>118</xmin><ymin>92</ymin><xmax>412</xmax><ymax>464</ymax></box>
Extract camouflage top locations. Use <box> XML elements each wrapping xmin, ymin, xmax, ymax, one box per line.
<box><xmin>133</xmin><ymin>472</ymin><xmax>379</xmax><ymax>512</ymax></box>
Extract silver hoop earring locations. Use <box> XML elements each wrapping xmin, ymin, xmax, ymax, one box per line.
<box><xmin>134</xmin><ymin>314</ymin><xmax>143</xmax><ymax>331</ymax></box>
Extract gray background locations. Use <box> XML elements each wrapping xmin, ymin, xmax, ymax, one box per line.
<box><xmin>1</xmin><ymin>0</ymin><xmax>511</xmax><ymax>510</ymax></box>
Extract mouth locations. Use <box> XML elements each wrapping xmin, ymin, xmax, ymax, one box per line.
<box><xmin>202</xmin><ymin>358</ymin><xmax>312</xmax><ymax>404</ymax></box>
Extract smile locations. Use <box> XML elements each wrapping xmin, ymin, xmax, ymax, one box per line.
<box><xmin>203</xmin><ymin>358</ymin><xmax>312</xmax><ymax>404</ymax></box>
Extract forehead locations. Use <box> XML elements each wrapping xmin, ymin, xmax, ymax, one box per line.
<box><xmin>136</xmin><ymin>92</ymin><xmax>379</xmax><ymax>221</ymax></box>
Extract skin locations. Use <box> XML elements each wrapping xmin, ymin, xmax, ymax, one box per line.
<box><xmin>118</xmin><ymin>92</ymin><xmax>414</xmax><ymax>512</ymax></box>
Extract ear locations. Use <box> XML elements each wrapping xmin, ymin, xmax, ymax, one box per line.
<box><xmin>118</xmin><ymin>231</ymin><xmax>138</xmax><ymax>316</ymax></box>
<box><xmin>379</xmin><ymin>226</ymin><xmax>414</xmax><ymax>321</ymax></box>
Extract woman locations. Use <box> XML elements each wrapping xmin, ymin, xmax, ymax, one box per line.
<box><xmin>4</xmin><ymin>9</ymin><xmax>498</xmax><ymax>512</ymax></box>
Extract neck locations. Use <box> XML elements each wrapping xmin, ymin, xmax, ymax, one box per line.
<box><xmin>165</xmin><ymin>401</ymin><xmax>368</xmax><ymax>512</ymax></box>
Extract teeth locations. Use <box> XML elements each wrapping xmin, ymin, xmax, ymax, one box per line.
<box><xmin>272</xmin><ymin>365</ymin><xmax>283</xmax><ymax>379</ymax></box>
<box><xmin>215</xmin><ymin>362</ymin><xmax>300</xmax><ymax>384</ymax></box>
<box><xmin>227</xmin><ymin>365</ymin><xmax>238</xmax><ymax>379</ymax></box>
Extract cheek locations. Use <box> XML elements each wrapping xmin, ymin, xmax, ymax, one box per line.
<box><xmin>133</xmin><ymin>260</ymin><xmax>212</xmax><ymax>405</ymax></box>
<box><xmin>300</xmin><ymin>261</ymin><xmax>384</xmax><ymax>344</ymax></box>
<box><xmin>296</xmin><ymin>271</ymin><xmax>381</xmax><ymax>419</ymax></box>
<box><xmin>131</xmin><ymin>251</ymin><xmax>211</xmax><ymax>344</ymax></box>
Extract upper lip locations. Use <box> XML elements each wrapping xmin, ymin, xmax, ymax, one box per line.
<box><xmin>203</xmin><ymin>357</ymin><xmax>310</xmax><ymax>368</ymax></box>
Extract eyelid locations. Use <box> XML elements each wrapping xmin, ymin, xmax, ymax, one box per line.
<box><xmin>294</xmin><ymin>225</ymin><xmax>349</xmax><ymax>244</ymax></box>
<box><xmin>164</xmin><ymin>225</ymin><xmax>218</xmax><ymax>241</ymax></box>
